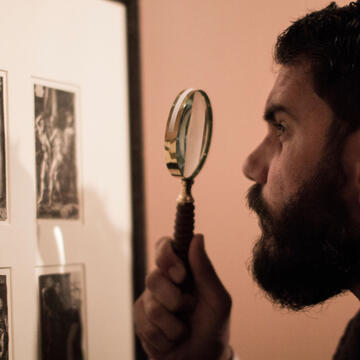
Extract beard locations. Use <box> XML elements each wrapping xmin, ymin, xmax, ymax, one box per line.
<box><xmin>248</xmin><ymin>145</ymin><xmax>360</xmax><ymax>311</ymax></box>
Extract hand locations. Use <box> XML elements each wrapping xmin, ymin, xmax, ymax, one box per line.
<box><xmin>134</xmin><ymin>234</ymin><xmax>232</xmax><ymax>360</ymax></box>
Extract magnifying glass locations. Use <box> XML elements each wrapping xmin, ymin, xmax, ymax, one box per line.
<box><xmin>165</xmin><ymin>88</ymin><xmax>213</xmax><ymax>266</ymax></box>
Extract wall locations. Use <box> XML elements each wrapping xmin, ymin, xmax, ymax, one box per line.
<box><xmin>139</xmin><ymin>1</ymin><xmax>358</xmax><ymax>359</ymax></box>
<box><xmin>0</xmin><ymin>1</ymin><xmax>134</xmax><ymax>359</ymax></box>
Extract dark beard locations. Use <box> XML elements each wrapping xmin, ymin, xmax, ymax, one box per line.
<box><xmin>247</xmin><ymin>148</ymin><xmax>360</xmax><ymax>311</ymax></box>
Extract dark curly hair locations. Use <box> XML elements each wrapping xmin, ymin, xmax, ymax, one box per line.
<box><xmin>275</xmin><ymin>1</ymin><xmax>360</xmax><ymax>136</ymax></box>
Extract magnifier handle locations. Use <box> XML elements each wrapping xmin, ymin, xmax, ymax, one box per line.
<box><xmin>172</xmin><ymin>202</ymin><xmax>195</xmax><ymax>264</ymax></box>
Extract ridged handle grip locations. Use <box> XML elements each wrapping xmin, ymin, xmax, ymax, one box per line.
<box><xmin>172</xmin><ymin>202</ymin><xmax>195</xmax><ymax>266</ymax></box>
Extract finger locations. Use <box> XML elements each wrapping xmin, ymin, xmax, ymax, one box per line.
<box><xmin>189</xmin><ymin>234</ymin><xmax>232</xmax><ymax>315</ymax></box>
<box><xmin>140</xmin><ymin>339</ymin><xmax>161</xmax><ymax>360</ymax></box>
<box><xmin>146</xmin><ymin>269</ymin><xmax>195</xmax><ymax>312</ymax></box>
<box><xmin>134</xmin><ymin>296</ymin><xmax>173</xmax><ymax>354</ymax></box>
<box><xmin>143</xmin><ymin>289</ymin><xmax>187</xmax><ymax>341</ymax></box>
<box><xmin>155</xmin><ymin>237</ymin><xmax>186</xmax><ymax>284</ymax></box>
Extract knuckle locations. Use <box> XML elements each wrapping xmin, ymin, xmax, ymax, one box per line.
<box><xmin>133</xmin><ymin>298</ymin><xmax>145</xmax><ymax>330</ymax></box>
<box><xmin>155</xmin><ymin>236</ymin><xmax>169</xmax><ymax>248</ymax></box>
<box><xmin>155</xmin><ymin>238</ymin><xmax>175</xmax><ymax>269</ymax></box>
<box><xmin>155</xmin><ymin>237</ymin><xmax>171</xmax><ymax>254</ymax></box>
<box><xmin>145</xmin><ymin>271</ymin><xmax>183</xmax><ymax>312</ymax></box>
<box><xmin>168</xmin><ymin>289</ymin><xmax>182</xmax><ymax>312</ymax></box>
<box><xmin>145</xmin><ymin>272</ymin><xmax>153</xmax><ymax>289</ymax></box>
<box><xmin>133</xmin><ymin>301</ymin><xmax>141</xmax><ymax>323</ymax></box>
<box><xmin>142</xmin><ymin>324</ymin><xmax>173</xmax><ymax>353</ymax></box>
<box><xmin>142</xmin><ymin>322</ymin><xmax>161</xmax><ymax>344</ymax></box>
<box><xmin>146</xmin><ymin>300</ymin><xmax>163</xmax><ymax>322</ymax></box>
<box><xmin>145</xmin><ymin>270</ymin><xmax>161</xmax><ymax>291</ymax></box>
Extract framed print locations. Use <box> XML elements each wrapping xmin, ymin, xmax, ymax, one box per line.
<box><xmin>0</xmin><ymin>71</ymin><xmax>8</xmax><ymax>222</ymax></box>
<box><xmin>33</xmin><ymin>80</ymin><xmax>81</xmax><ymax>221</ymax></box>
<box><xmin>0</xmin><ymin>0</ymin><xmax>144</xmax><ymax>359</ymax></box>
<box><xmin>36</xmin><ymin>264</ymin><xmax>87</xmax><ymax>360</ymax></box>
<box><xmin>0</xmin><ymin>268</ymin><xmax>13</xmax><ymax>360</ymax></box>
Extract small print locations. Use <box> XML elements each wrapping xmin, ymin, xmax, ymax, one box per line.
<box><xmin>34</xmin><ymin>82</ymin><xmax>79</xmax><ymax>219</ymax></box>
<box><xmin>0</xmin><ymin>72</ymin><xmax>8</xmax><ymax>221</ymax></box>
<box><xmin>37</xmin><ymin>264</ymin><xmax>86</xmax><ymax>360</ymax></box>
<box><xmin>0</xmin><ymin>268</ymin><xmax>13</xmax><ymax>360</ymax></box>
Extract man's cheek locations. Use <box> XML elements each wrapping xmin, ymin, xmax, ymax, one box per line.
<box><xmin>263</xmin><ymin>172</ymin><xmax>286</xmax><ymax>216</ymax></box>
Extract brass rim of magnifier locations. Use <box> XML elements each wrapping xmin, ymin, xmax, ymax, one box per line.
<box><xmin>164</xmin><ymin>89</ymin><xmax>213</xmax><ymax>180</ymax></box>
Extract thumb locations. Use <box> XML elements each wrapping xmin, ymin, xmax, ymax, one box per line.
<box><xmin>188</xmin><ymin>234</ymin><xmax>227</xmax><ymax>299</ymax></box>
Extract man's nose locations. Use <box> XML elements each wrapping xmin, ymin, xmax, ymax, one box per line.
<box><xmin>242</xmin><ymin>144</ymin><xmax>269</xmax><ymax>184</ymax></box>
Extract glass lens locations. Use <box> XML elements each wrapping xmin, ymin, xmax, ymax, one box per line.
<box><xmin>165</xmin><ymin>89</ymin><xmax>212</xmax><ymax>179</ymax></box>
<box><xmin>178</xmin><ymin>91</ymin><xmax>208</xmax><ymax>178</ymax></box>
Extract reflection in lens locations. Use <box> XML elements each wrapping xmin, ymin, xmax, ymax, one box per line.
<box><xmin>178</xmin><ymin>108</ymin><xmax>190</xmax><ymax>169</ymax></box>
<box><xmin>182</xmin><ymin>92</ymin><xmax>207</xmax><ymax>178</ymax></box>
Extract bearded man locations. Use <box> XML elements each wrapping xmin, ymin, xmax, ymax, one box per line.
<box><xmin>134</xmin><ymin>2</ymin><xmax>360</xmax><ymax>359</ymax></box>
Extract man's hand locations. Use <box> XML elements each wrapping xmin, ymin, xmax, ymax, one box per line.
<box><xmin>134</xmin><ymin>234</ymin><xmax>232</xmax><ymax>360</ymax></box>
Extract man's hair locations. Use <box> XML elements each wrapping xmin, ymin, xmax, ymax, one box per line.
<box><xmin>275</xmin><ymin>1</ymin><xmax>360</xmax><ymax>134</ymax></box>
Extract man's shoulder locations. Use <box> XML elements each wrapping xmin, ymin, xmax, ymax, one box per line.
<box><xmin>333</xmin><ymin>309</ymin><xmax>360</xmax><ymax>360</ymax></box>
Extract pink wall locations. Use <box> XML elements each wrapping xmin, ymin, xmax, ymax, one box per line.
<box><xmin>139</xmin><ymin>1</ymin><xmax>358</xmax><ymax>359</ymax></box>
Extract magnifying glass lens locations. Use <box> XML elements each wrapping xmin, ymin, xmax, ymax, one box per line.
<box><xmin>165</xmin><ymin>89</ymin><xmax>212</xmax><ymax>180</ymax></box>
<box><xmin>178</xmin><ymin>92</ymin><xmax>208</xmax><ymax>178</ymax></box>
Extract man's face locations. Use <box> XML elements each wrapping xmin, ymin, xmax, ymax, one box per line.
<box><xmin>244</xmin><ymin>63</ymin><xmax>334</xmax><ymax>216</ymax></box>
<box><xmin>243</xmin><ymin>63</ymin><xmax>360</xmax><ymax>310</ymax></box>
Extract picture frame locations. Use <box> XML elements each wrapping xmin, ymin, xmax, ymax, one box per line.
<box><xmin>0</xmin><ymin>1</ymin><xmax>145</xmax><ymax>359</ymax></box>
<box><xmin>119</xmin><ymin>2</ymin><xmax>147</xmax><ymax>358</ymax></box>
<box><xmin>36</xmin><ymin>264</ymin><xmax>87</xmax><ymax>360</ymax></box>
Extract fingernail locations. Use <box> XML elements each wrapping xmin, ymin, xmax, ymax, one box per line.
<box><xmin>168</xmin><ymin>262</ymin><xmax>185</xmax><ymax>284</ymax></box>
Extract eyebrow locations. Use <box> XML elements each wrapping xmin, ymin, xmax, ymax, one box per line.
<box><xmin>263</xmin><ymin>104</ymin><xmax>296</xmax><ymax>123</ymax></box>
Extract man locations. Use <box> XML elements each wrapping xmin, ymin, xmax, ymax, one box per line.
<box><xmin>134</xmin><ymin>1</ymin><xmax>360</xmax><ymax>359</ymax></box>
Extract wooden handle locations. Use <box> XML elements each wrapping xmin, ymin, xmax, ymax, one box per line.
<box><xmin>172</xmin><ymin>202</ymin><xmax>194</xmax><ymax>263</ymax></box>
<box><xmin>172</xmin><ymin>201</ymin><xmax>194</xmax><ymax>292</ymax></box>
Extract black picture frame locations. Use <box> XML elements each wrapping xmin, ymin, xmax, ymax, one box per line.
<box><xmin>112</xmin><ymin>1</ymin><xmax>147</xmax><ymax>359</ymax></box>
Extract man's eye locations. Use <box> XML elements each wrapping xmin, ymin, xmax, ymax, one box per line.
<box><xmin>274</xmin><ymin>122</ymin><xmax>286</xmax><ymax>136</ymax></box>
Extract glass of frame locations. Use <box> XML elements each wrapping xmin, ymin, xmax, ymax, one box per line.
<box><xmin>0</xmin><ymin>1</ymin><xmax>144</xmax><ymax>360</ymax></box>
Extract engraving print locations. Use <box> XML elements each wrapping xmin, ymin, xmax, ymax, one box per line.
<box><xmin>34</xmin><ymin>83</ymin><xmax>79</xmax><ymax>219</ymax></box>
<box><xmin>38</xmin><ymin>266</ymin><xmax>86</xmax><ymax>360</ymax></box>
<box><xmin>0</xmin><ymin>269</ymin><xmax>13</xmax><ymax>360</ymax></box>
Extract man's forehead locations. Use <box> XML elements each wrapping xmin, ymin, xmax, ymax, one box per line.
<box><xmin>264</xmin><ymin>63</ymin><xmax>334</xmax><ymax>134</ymax></box>
<box><xmin>265</xmin><ymin>63</ymin><xmax>316</xmax><ymax>111</ymax></box>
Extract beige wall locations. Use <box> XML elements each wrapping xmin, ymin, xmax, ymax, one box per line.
<box><xmin>139</xmin><ymin>1</ymin><xmax>357</xmax><ymax>359</ymax></box>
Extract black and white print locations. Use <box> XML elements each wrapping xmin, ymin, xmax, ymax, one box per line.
<box><xmin>0</xmin><ymin>269</ymin><xmax>13</xmax><ymax>360</ymax></box>
<box><xmin>37</xmin><ymin>265</ymin><xmax>86</xmax><ymax>360</ymax></box>
<box><xmin>34</xmin><ymin>82</ymin><xmax>79</xmax><ymax>219</ymax></box>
